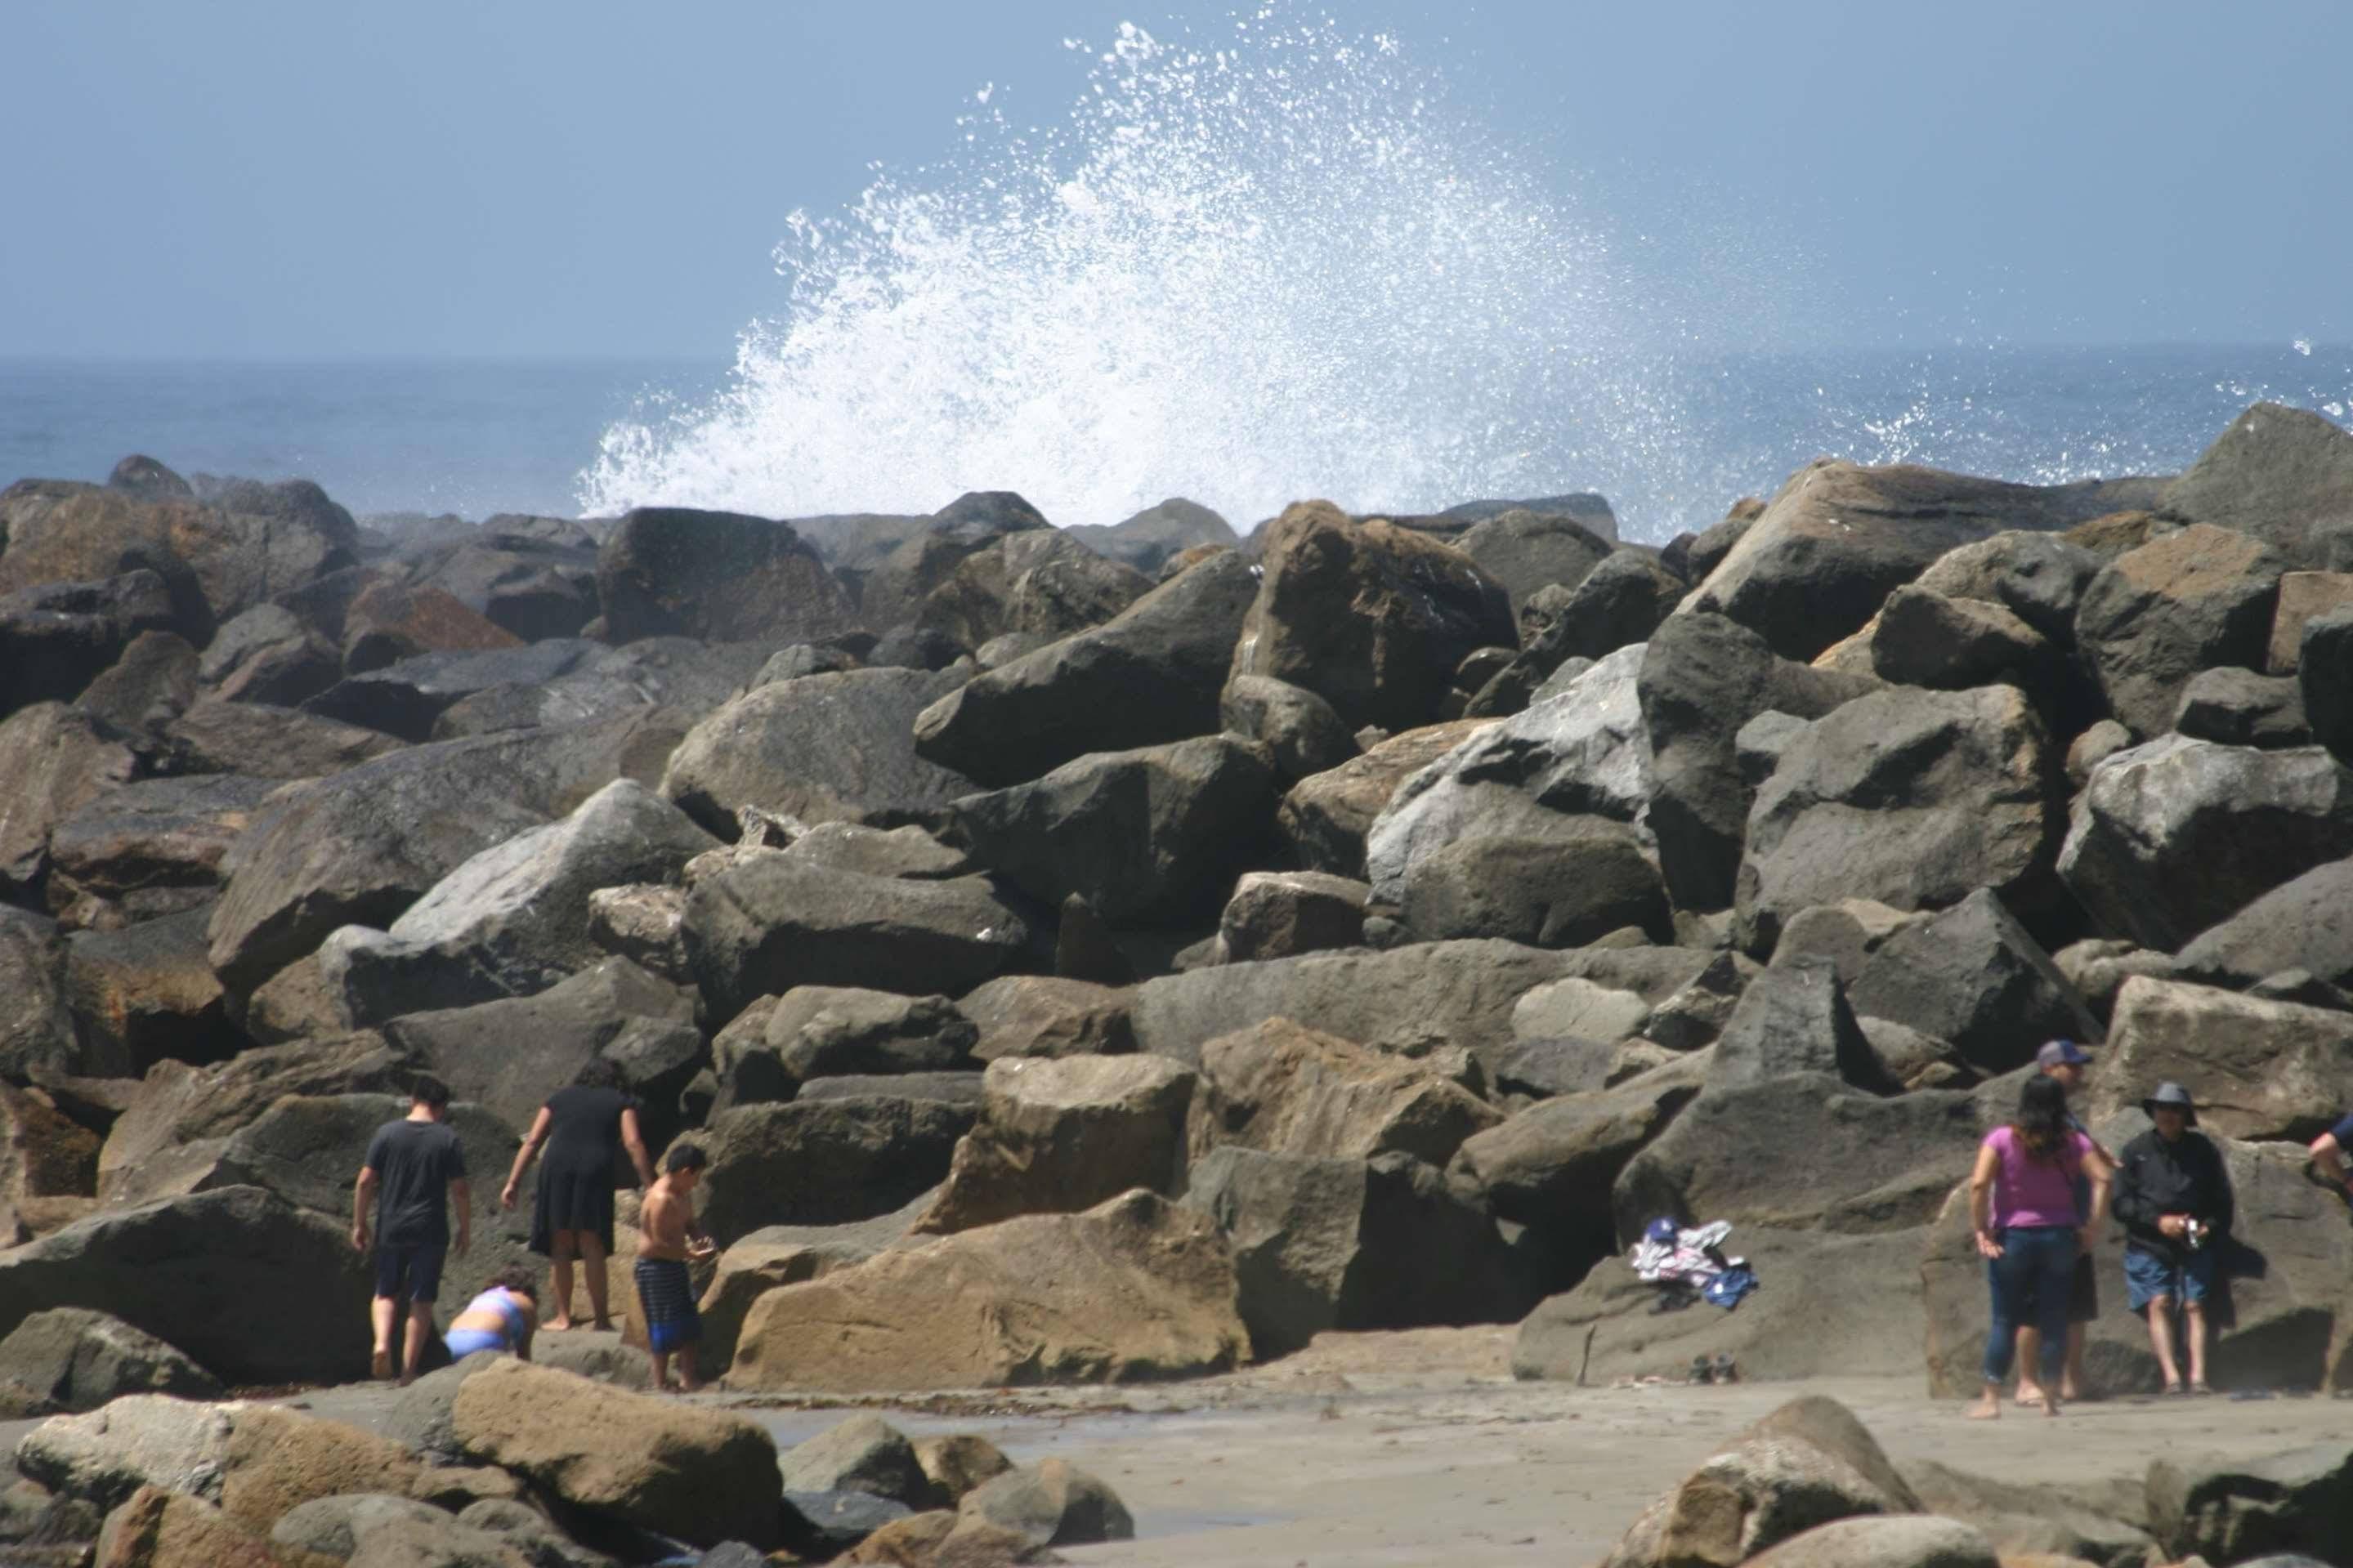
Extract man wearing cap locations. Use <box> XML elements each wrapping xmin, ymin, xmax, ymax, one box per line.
<box><xmin>2112</xmin><ymin>1083</ymin><xmax>2232</xmax><ymax>1396</ymax></box>
<box><xmin>2015</xmin><ymin>1039</ymin><xmax>2110</xmax><ymax>1408</ymax></box>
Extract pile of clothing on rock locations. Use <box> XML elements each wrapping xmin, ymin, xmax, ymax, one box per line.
<box><xmin>1628</xmin><ymin>1218</ymin><xmax>1759</xmax><ymax>1312</ymax></box>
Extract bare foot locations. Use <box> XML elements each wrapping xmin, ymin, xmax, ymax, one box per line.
<box><xmin>2042</xmin><ymin>1397</ymin><xmax>2062</xmax><ymax>1418</ymax></box>
<box><xmin>1966</xmin><ymin>1392</ymin><xmax>2001</xmax><ymax>1420</ymax></box>
<box><xmin>370</xmin><ymin>1347</ymin><xmax>393</xmax><ymax>1381</ymax></box>
<box><xmin>2014</xmin><ymin>1383</ymin><xmax>2047</xmax><ymax>1408</ymax></box>
<box><xmin>544</xmin><ymin>1318</ymin><xmax>574</xmax><ymax>1333</ymax></box>
<box><xmin>2060</xmin><ymin>1381</ymin><xmax>2085</xmax><ymax>1401</ymax></box>
<box><xmin>590</xmin><ymin>1318</ymin><xmax>614</xmax><ymax>1333</ymax></box>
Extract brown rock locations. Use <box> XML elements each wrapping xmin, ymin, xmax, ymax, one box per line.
<box><xmin>0</xmin><ymin>704</ymin><xmax>141</xmax><ymax>899</ymax></box>
<box><xmin>1192</xmin><ymin>1017</ymin><xmax>1501</xmax><ymax>1166</ymax></box>
<box><xmin>1275</xmin><ymin>718</ymin><xmax>1496</xmax><ymax>878</ymax></box>
<box><xmin>94</xmin><ymin>1485</ymin><xmax>296</xmax><ymax>1568</ymax></box>
<box><xmin>340</xmin><ymin>580</ymin><xmax>523</xmax><ymax>673</ymax></box>
<box><xmin>957</xmin><ymin>976</ymin><xmax>1135</xmax><ymax>1061</ymax></box>
<box><xmin>729</xmin><ymin>1191</ymin><xmax>1247</xmax><ymax>1392</ymax></box>
<box><xmin>160</xmin><ymin>701</ymin><xmax>404</xmax><ymax>780</ymax></box>
<box><xmin>1</xmin><ymin>1083</ymin><xmax>101</xmax><ymax>1216</ymax></box>
<box><xmin>913</xmin><ymin>1056</ymin><xmax>1196</xmax><ymax>1235</ymax></box>
<box><xmin>2270</xmin><ymin>570</ymin><xmax>2353</xmax><ymax>673</ymax></box>
<box><xmin>915</xmin><ymin>1435</ymin><xmax>1017</xmax><ymax>1504</ymax></box>
<box><xmin>219</xmin><ymin>1406</ymin><xmax>423</xmax><ymax>1534</ymax></box>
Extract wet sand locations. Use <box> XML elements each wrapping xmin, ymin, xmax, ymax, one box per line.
<box><xmin>10</xmin><ymin>1325</ymin><xmax>2347</xmax><ymax>1565</ymax></box>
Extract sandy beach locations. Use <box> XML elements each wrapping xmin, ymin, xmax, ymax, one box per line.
<box><xmin>12</xmin><ymin>1325</ymin><xmax>2345</xmax><ymax>1565</ymax></box>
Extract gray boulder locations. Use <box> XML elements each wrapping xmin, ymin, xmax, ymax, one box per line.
<box><xmin>74</xmin><ymin>627</ymin><xmax>198</xmax><ymax>738</ymax></box>
<box><xmin>914</xmin><ymin>1054</ymin><xmax>1194</xmax><ymax>1235</ymax></box>
<box><xmin>1868</xmin><ymin>584</ymin><xmax>2054</xmax><ymax>689</ymax></box>
<box><xmin>855</xmin><ymin>493</ymin><xmax>1052</xmax><ymax>632</ymax></box>
<box><xmin>1218</xmin><ymin>870</ymin><xmax>1368</xmax><ymax>963</ymax></box>
<box><xmin>2058</xmin><ymin>735</ymin><xmax>2353</xmax><ymax>950</ymax></box>
<box><xmin>1366</xmin><ymin>642</ymin><xmax>1653</xmax><ymax>905</ymax></box>
<box><xmin>1911</xmin><ymin>528</ymin><xmax>2105</xmax><ymax>643</ymax></box>
<box><xmin>12</xmin><ymin>1394</ymin><xmax>238</xmax><ymax>1510</ymax></box>
<box><xmin>661</xmin><ymin>666</ymin><xmax>977</xmax><ymax>837</ymax></box>
<box><xmin>2082</xmin><ymin>976</ymin><xmax>2353</xmax><ymax>1141</ymax></box>
<box><xmin>2176</xmin><ymin>665</ymin><xmax>2311</xmax><ymax>748</ymax></box>
<box><xmin>2176</xmin><ymin>855</ymin><xmax>2353</xmax><ymax>992</ymax></box>
<box><xmin>0</xmin><ymin>1309</ymin><xmax>219</xmax><ymax>1414</ymax></box>
<box><xmin>2076</xmin><ymin>522</ymin><xmax>2287</xmax><ymax>738</ymax></box>
<box><xmin>321</xmin><ymin>780</ymin><xmax>718</xmax><ymax>1025</ymax></box>
<box><xmin>2158</xmin><ymin>401</ymin><xmax>2353</xmax><ymax>566</ymax></box>
<box><xmin>681</xmin><ymin>856</ymin><xmax>1031</xmax><ymax>1026</ymax></box>
<box><xmin>1399</xmin><ymin>824</ymin><xmax>1671</xmax><ymax>948</ymax></box>
<box><xmin>0</xmin><ymin>571</ymin><xmax>178</xmax><ymax>717</ymax></box>
<box><xmin>45</xmin><ymin>774</ymin><xmax>276</xmax><ymax>932</ymax></box>
<box><xmin>1277</xmin><ymin>717</ymin><xmax>1495</xmax><ymax>879</ymax></box>
<box><xmin>0</xmin><ymin>1186</ymin><xmax>369</xmax><ymax>1384</ymax></box>
<box><xmin>1683</xmin><ymin>457</ymin><xmax>2163</xmax><ymax>661</ymax></box>
<box><xmin>714</xmin><ymin>987</ymin><xmax>974</xmax><ymax>1109</ymax></box>
<box><xmin>1231</xmin><ymin>502</ymin><xmax>1516</xmax><ymax>734</ymax></box>
<box><xmin>593</xmin><ymin>507</ymin><xmax>858</xmax><ymax>644</ymax></box>
<box><xmin>1454</xmin><ymin>508</ymin><xmax>1614</xmax><ymax>620</ymax></box>
<box><xmin>1844</xmin><ymin>890</ymin><xmax>2098</xmax><ymax>1074</ymax></box>
<box><xmin>0</xmin><ymin>908</ymin><xmax>78</xmax><ymax>1079</ymax></box>
<box><xmin>2302</xmin><ymin>605</ymin><xmax>2353</xmax><ymax>759</ymax></box>
<box><xmin>1470</xmin><ymin>550</ymin><xmax>1684</xmax><ymax>717</ymax></box>
<box><xmin>0</xmin><ymin>704</ymin><xmax>140</xmax><ymax>900</ymax></box>
<box><xmin>1639</xmin><ymin>612</ymin><xmax>1879</xmax><ymax>912</ymax></box>
<box><xmin>915</xmin><ymin>528</ymin><xmax>1149</xmax><ymax>649</ymax></box>
<box><xmin>1219</xmin><ymin>674</ymin><xmax>1358</xmax><ymax>782</ymax></box>
<box><xmin>1742</xmin><ymin>1517</ymin><xmax>1999</xmax><ymax>1568</ymax></box>
<box><xmin>1059</xmin><ymin>497</ymin><xmax>1237</xmax><ymax>573</ymax></box>
<box><xmin>271</xmin><ymin>1494</ymin><xmax>459</xmax><ymax>1562</ymax></box>
<box><xmin>959</xmin><ymin>1459</ymin><xmax>1133</xmax><ymax>1549</ymax></box>
<box><xmin>2147</xmin><ymin>1441</ymin><xmax>2353</xmax><ymax>1567</ymax></box>
<box><xmin>692</xmin><ymin>1096</ymin><xmax>977</xmax><ymax>1248</ymax></box>
<box><xmin>303</xmin><ymin>641</ymin><xmax>596</xmax><ymax>743</ymax></box>
<box><xmin>1184</xmin><ymin>1146</ymin><xmax>1525</xmax><ymax>1356</ymax></box>
<box><xmin>159</xmin><ymin>699</ymin><xmax>402</xmax><ymax>780</ymax></box>
<box><xmin>910</xmin><ymin>550</ymin><xmax>1259</xmax><ymax>787</ymax></box>
<box><xmin>64</xmin><ymin>905</ymin><xmax>241</xmax><ymax>1075</ymax></box>
<box><xmin>777</xmin><ymin>1414</ymin><xmax>935</xmax><ymax>1508</ymax></box>
<box><xmin>1706</xmin><ymin>958</ymin><xmax>1882</xmax><ymax>1092</ymax></box>
<box><xmin>947</xmin><ymin>735</ymin><xmax>1276</xmax><ymax>927</ymax></box>
<box><xmin>1737</xmin><ymin>684</ymin><xmax>2059</xmax><ymax>954</ymax></box>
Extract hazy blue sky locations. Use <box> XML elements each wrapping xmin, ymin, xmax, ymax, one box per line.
<box><xmin>4</xmin><ymin>0</ymin><xmax>2343</xmax><ymax>360</ymax></box>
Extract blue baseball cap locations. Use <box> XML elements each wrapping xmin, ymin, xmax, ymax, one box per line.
<box><xmin>2037</xmin><ymin>1039</ymin><xmax>2091</xmax><ymax>1069</ymax></box>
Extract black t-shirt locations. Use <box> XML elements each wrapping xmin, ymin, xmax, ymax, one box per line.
<box><xmin>365</xmin><ymin>1118</ymin><xmax>467</xmax><ymax>1245</ymax></box>
<box><xmin>544</xmin><ymin>1084</ymin><xmax>631</xmax><ymax>1161</ymax></box>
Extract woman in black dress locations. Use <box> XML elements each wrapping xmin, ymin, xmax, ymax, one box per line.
<box><xmin>499</xmin><ymin>1058</ymin><xmax>657</xmax><ymax>1331</ymax></box>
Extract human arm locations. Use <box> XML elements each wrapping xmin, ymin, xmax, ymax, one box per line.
<box><xmin>619</xmin><ymin>1106</ymin><xmax>656</xmax><ymax>1190</ymax></box>
<box><xmin>2310</xmin><ymin>1124</ymin><xmax>2353</xmax><ymax>1193</ymax></box>
<box><xmin>2079</xmin><ymin>1136</ymin><xmax>2112</xmax><ymax>1253</ymax></box>
<box><xmin>1968</xmin><ymin>1140</ymin><xmax>2002</xmax><ymax>1258</ymax></box>
<box><xmin>352</xmin><ymin>1167</ymin><xmax>378</xmax><ymax>1253</ymax></box>
<box><xmin>502</xmin><ymin>1107</ymin><xmax>553</xmax><ymax>1210</ymax></box>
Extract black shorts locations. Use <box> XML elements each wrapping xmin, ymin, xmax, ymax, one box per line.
<box><xmin>374</xmin><ymin>1240</ymin><xmax>447</xmax><ymax>1304</ymax></box>
<box><xmin>2067</xmin><ymin>1250</ymin><xmax>2099</xmax><ymax>1324</ymax></box>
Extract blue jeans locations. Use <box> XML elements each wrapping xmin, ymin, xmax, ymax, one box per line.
<box><xmin>1983</xmin><ymin>1224</ymin><xmax>2077</xmax><ymax>1386</ymax></box>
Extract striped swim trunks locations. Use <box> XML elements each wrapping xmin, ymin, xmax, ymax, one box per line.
<box><xmin>633</xmin><ymin>1258</ymin><xmax>701</xmax><ymax>1353</ymax></box>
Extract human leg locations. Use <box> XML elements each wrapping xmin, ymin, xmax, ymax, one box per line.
<box><xmin>548</xmin><ymin>1232</ymin><xmax>578</xmax><ymax>1331</ymax></box>
<box><xmin>370</xmin><ymin>1246</ymin><xmax>409</xmax><ymax>1379</ymax></box>
<box><xmin>1974</xmin><ymin>1235</ymin><xmax>2030</xmax><ymax>1418</ymax></box>
<box><xmin>579</xmin><ymin>1233</ymin><xmax>611</xmax><ymax>1331</ymax></box>
<box><xmin>676</xmin><ymin>1345</ymin><xmax>701</xmax><ymax>1393</ymax></box>
<box><xmin>2181</xmin><ymin>1248</ymin><xmax>2217</xmax><ymax>1391</ymax></box>
<box><xmin>2024</xmin><ymin>1228</ymin><xmax>2074</xmax><ymax>1416</ymax></box>
<box><xmin>2126</xmin><ymin>1249</ymin><xmax>2184</xmax><ymax>1392</ymax></box>
<box><xmin>401</xmin><ymin>1300</ymin><xmax>435</xmax><ymax>1386</ymax></box>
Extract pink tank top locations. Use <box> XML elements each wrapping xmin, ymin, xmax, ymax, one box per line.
<box><xmin>1984</xmin><ymin>1124</ymin><xmax>2091</xmax><ymax>1229</ymax></box>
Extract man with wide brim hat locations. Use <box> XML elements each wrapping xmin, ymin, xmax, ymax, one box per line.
<box><xmin>2112</xmin><ymin>1082</ymin><xmax>2232</xmax><ymax>1395</ymax></box>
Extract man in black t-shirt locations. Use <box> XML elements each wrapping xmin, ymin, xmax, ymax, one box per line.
<box><xmin>353</xmin><ymin>1074</ymin><xmax>470</xmax><ymax>1384</ymax></box>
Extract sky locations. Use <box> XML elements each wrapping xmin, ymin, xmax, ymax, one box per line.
<box><xmin>2</xmin><ymin>0</ymin><xmax>2345</xmax><ymax>360</ymax></box>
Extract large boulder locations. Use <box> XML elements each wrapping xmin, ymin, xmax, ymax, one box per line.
<box><xmin>1183</xmin><ymin>1146</ymin><xmax>1523</xmax><ymax>1356</ymax></box>
<box><xmin>14</xmin><ymin>1396</ymin><xmax>237</xmax><ymax>1510</ymax></box>
<box><xmin>1277</xmin><ymin>718</ymin><xmax>1494</xmax><ymax>878</ymax></box>
<box><xmin>214</xmin><ymin>1405</ymin><xmax>423</xmax><ymax>1535</ymax></box>
<box><xmin>319</xmin><ymin>780</ymin><xmax>718</xmax><ymax>1025</ymax></box>
<box><xmin>1705</xmin><ymin>958</ymin><xmax>1881</xmax><ymax>1092</ymax></box>
<box><xmin>1398</xmin><ymin>824</ymin><xmax>1671</xmax><ymax>948</ymax></box>
<box><xmin>1365</xmin><ymin>642</ymin><xmax>1653</xmax><ymax>903</ymax></box>
<box><xmin>432</xmin><ymin>637</ymin><xmax>777</xmax><ymax>740</ymax></box>
<box><xmin>953</xmin><ymin>975</ymin><xmax>1134</xmax><ymax>1061</ymax></box>
<box><xmin>301</xmin><ymin>641</ymin><xmax>593</xmax><ymax>743</ymax></box>
<box><xmin>337</xmin><ymin>580</ymin><xmax>525</xmax><ymax>676</ymax></box>
<box><xmin>45</xmin><ymin>775</ymin><xmax>276</xmax><ymax>932</ymax></box>
<box><xmin>1742</xmin><ymin>1517</ymin><xmax>2000</xmax><ymax>1568</ymax></box>
<box><xmin>1230</xmin><ymin>502</ymin><xmax>1517</xmax><ymax>733</ymax></box>
<box><xmin>76</xmin><ymin>628</ymin><xmax>199</xmax><ymax>739</ymax></box>
<box><xmin>946</xmin><ymin>735</ymin><xmax>1276</xmax><ymax>927</ymax></box>
<box><xmin>662</xmin><ymin>666</ymin><xmax>977</xmax><ymax>838</ymax></box>
<box><xmin>913</xmin><ymin>1055</ymin><xmax>1195</xmax><ymax>1235</ymax></box>
<box><xmin>2076</xmin><ymin>523</ymin><xmax>2286</xmax><ymax>737</ymax></box>
<box><xmin>691</xmin><ymin>1096</ymin><xmax>976</xmax><ymax>1248</ymax></box>
<box><xmin>856</xmin><ymin>494</ymin><xmax>1052</xmax><ymax>632</ymax></box>
<box><xmin>95</xmin><ymin>1033</ymin><xmax>407</xmax><ymax>1204</ymax></box>
<box><xmin>0</xmin><ymin>571</ymin><xmax>177</xmax><ymax>717</ymax></box>
<box><xmin>208</xmin><ymin>716</ymin><xmax>682</xmax><ymax>993</ymax></box>
<box><xmin>1192</xmin><ymin>1017</ymin><xmax>1500</xmax><ymax>1166</ymax></box>
<box><xmin>159</xmin><ymin>700</ymin><xmax>402</xmax><ymax>781</ymax></box>
<box><xmin>1219</xmin><ymin>675</ymin><xmax>1358</xmax><ymax>784</ymax></box>
<box><xmin>403</xmin><ymin>525</ymin><xmax>602</xmax><ymax>642</ymax></box>
<box><xmin>1059</xmin><ymin>497</ymin><xmax>1237</xmax><ymax>574</ymax></box>
<box><xmin>1453</xmin><ymin>509</ymin><xmax>1614</xmax><ymax>620</ymax></box>
<box><xmin>916</xmin><ymin>528</ymin><xmax>1150</xmax><ymax>649</ymax></box>
<box><xmin>65</xmin><ymin>905</ymin><xmax>242</xmax><ymax>1075</ymax></box>
<box><xmin>1514</xmin><ymin>1223</ymin><xmax>1932</xmax><ymax>1385</ymax></box>
<box><xmin>0</xmin><ymin>704</ymin><xmax>141</xmax><ymax>901</ymax></box>
<box><xmin>0</xmin><ymin>1309</ymin><xmax>219</xmax><ymax>1414</ymax></box>
<box><xmin>0</xmin><ymin>908</ymin><xmax>78</xmax><ymax>1079</ymax></box>
<box><xmin>1471</xmin><ymin>550</ymin><xmax>1686</xmax><ymax>716</ymax></box>
<box><xmin>1681</xmin><ymin>458</ymin><xmax>2163</xmax><ymax>661</ymax></box>
<box><xmin>777</xmin><ymin>1414</ymin><xmax>935</xmax><ymax>1509</ymax></box>
<box><xmin>956</xmin><ymin>1459</ymin><xmax>1134</xmax><ymax>1551</ymax></box>
<box><xmin>714</xmin><ymin>986</ymin><xmax>975</xmax><ymax>1109</ymax></box>
<box><xmin>1735</xmin><ymin>684</ymin><xmax>2060</xmax><ymax>954</ymax></box>
<box><xmin>1639</xmin><ymin>611</ymin><xmax>1879</xmax><ymax>911</ymax></box>
<box><xmin>2270</xmin><ymin>571</ymin><xmax>2353</xmax><ymax>673</ymax></box>
<box><xmin>693</xmin><ymin>1192</ymin><xmax>934</xmax><ymax>1372</ymax></box>
<box><xmin>2158</xmin><ymin>402</ymin><xmax>2353</xmax><ymax>567</ymax></box>
<box><xmin>728</xmin><ymin>1190</ymin><xmax>1246</xmax><ymax>1391</ymax></box>
<box><xmin>681</xmin><ymin>855</ymin><xmax>1031</xmax><ymax>1026</ymax></box>
<box><xmin>1844</xmin><ymin>890</ymin><xmax>2098</xmax><ymax>1074</ymax></box>
<box><xmin>2058</xmin><ymin>735</ymin><xmax>2353</xmax><ymax>950</ymax></box>
<box><xmin>593</xmin><ymin>507</ymin><xmax>857</xmax><ymax>645</ymax></box>
<box><xmin>2082</xmin><ymin>976</ymin><xmax>2353</xmax><ymax>1140</ymax></box>
<box><xmin>2146</xmin><ymin>1441</ymin><xmax>2353</xmax><ymax>1567</ymax></box>
<box><xmin>1217</xmin><ymin>870</ymin><xmax>1368</xmax><ymax>963</ymax></box>
<box><xmin>0</xmin><ymin>479</ymin><xmax>357</xmax><ymax>640</ymax></box>
<box><xmin>1614</xmin><ymin>1074</ymin><xmax>1981</xmax><ymax>1241</ymax></box>
<box><xmin>2176</xmin><ymin>854</ymin><xmax>2353</xmax><ymax>992</ymax></box>
<box><xmin>1910</xmin><ymin>528</ymin><xmax>2105</xmax><ymax>643</ymax></box>
<box><xmin>910</xmin><ymin>552</ymin><xmax>1259</xmax><ymax>788</ymax></box>
<box><xmin>1592</xmin><ymin>1394</ymin><xmax>1917</xmax><ymax>1568</ymax></box>
<box><xmin>1922</xmin><ymin>1126</ymin><xmax>2353</xmax><ymax>1396</ymax></box>
<box><xmin>379</xmin><ymin>958</ymin><xmax>695</xmax><ymax>1138</ymax></box>
<box><xmin>2</xmin><ymin>1082</ymin><xmax>102</xmax><ymax>1240</ymax></box>
<box><xmin>1867</xmin><ymin>584</ymin><xmax>2056</xmax><ymax>690</ymax></box>
<box><xmin>0</xmin><ymin>1187</ymin><xmax>369</xmax><ymax>1385</ymax></box>
<box><xmin>450</xmin><ymin>1357</ymin><xmax>781</xmax><ymax>1549</ymax></box>
<box><xmin>1130</xmin><ymin>939</ymin><xmax>1583</xmax><ymax>1069</ymax></box>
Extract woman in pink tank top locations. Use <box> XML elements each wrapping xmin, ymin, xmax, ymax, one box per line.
<box><xmin>1966</xmin><ymin>1074</ymin><xmax>2109</xmax><ymax>1420</ymax></box>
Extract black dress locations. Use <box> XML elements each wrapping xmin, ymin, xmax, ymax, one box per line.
<box><xmin>530</xmin><ymin>1084</ymin><xmax>632</xmax><ymax>1255</ymax></box>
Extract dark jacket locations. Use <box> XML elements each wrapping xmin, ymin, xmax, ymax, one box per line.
<box><xmin>2112</xmin><ymin>1127</ymin><xmax>2234</xmax><ymax>1262</ymax></box>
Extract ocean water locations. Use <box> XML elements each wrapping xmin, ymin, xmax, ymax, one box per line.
<box><xmin>6</xmin><ymin>18</ymin><xmax>2350</xmax><ymax>543</ymax></box>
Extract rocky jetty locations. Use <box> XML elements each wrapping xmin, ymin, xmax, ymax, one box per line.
<box><xmin>7</xmin><ymin>406</ymin><xmax>2353</xmax><ymax>1561</ymax></box>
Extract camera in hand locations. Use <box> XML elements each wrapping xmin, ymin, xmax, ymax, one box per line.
<box><xmin>2184</xmin><ymin>1218</ymin><xmax>2208</xmax><ymax>1252</ymax></box>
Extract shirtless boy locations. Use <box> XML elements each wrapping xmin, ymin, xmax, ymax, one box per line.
<box><xmin>635</xmin><ymin>1142</ymin><xmax>717</xmax><ymax>1392</ymax></box>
